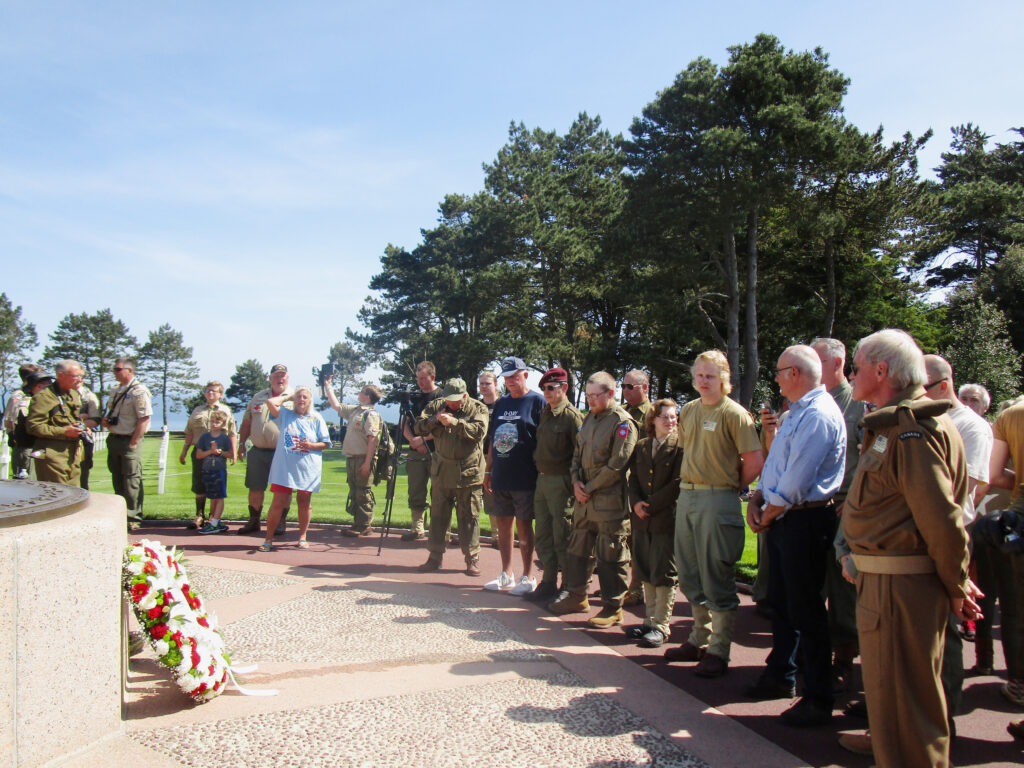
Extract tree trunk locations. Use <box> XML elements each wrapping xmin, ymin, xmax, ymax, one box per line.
<box><xmin>741</xmin><ymin>207</ymin><xmax>759</xmax><ymax>407</ymax></box>
<box><xmin>723</xmin><ymin>225</ymin><xmax>741</xmax><ymax>396</ymax></box>
<box><xmin>822</xmin><ymin>234</ymin><xmax>836</xmax><ymax>337</ymax></box>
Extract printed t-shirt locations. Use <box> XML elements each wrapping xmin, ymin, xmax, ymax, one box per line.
<box><xmin>489</xmin><ymin>390</ymin><xmax>545</xmax><ymax>492</ymax></box>
<box><xmin>197</xmin><ymin>432</ymin><xmax>232</xmax><ymax>474</ymax></box>
<box><xmin>268</xmin><ymin>408</ymin><xmax>331</xmax><ymax>492</ymax></box>
<box><xmin>678</xmin><ymin>396</ymin><xmax>761</xmax><ymax>488</ymax></box>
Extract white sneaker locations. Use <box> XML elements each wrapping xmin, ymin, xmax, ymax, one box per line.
<box><xmin>484</xmin><ymin>571</ymin><xmax>516</xmax><ymax>591</ymax></box>
<box><xmin>508</xmin><ymin>575</ymin><xmax>537</xmax><ymax>596</ymax></box>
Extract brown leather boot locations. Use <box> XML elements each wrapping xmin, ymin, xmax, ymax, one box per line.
<box><xmin>236</xmin><ymin>506</ymin><xmax>262</xmax><ymax>535</ymax></box>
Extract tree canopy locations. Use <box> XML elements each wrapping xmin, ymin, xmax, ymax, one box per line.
<box><xmin>138</xmin><ymin>324</ymin><xmax>201</xmax><ymax>427</ymax></box>
<box><xmin>0</xmin><ymin>294</ymin><xmax>38</xmax><ymax>407</ymax></box>
<box><xmin>42</xmin><ymin>308</ymin><xmax>137</xmax><ymax>405</ymax></box>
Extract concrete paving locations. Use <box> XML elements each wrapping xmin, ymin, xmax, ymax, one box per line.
<box><xmin>58</xmin><ymin>521</ymin><xmax>1024</xmax><ymax>767</ymax></box>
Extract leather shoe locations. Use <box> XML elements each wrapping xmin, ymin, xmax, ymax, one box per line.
<box><xmin>623</xmin><ymin>625</ymin><xmax>648</xmax><ymax>639</ymax></box>
<box><xmin>744</xmin><ymin>676</ymin><xmax>796</xmax><ymax>700</ymax></box>
<box><xmin>694</xmin><ymin>652</ymin><xmax>728</xmax><ymax>678</ymax></box>
<box><xmin>342</xmin><ymin>526</ymin><xmax>372</xmax><ymax>537</ymax></box>
<box><xmin>418</xmin><ymin>557</ymin><xmax>442</xmax><ymax>572</ymax></box>
<box><xmin>401</xmin><ymin>529</ymin><xmax>426</xmax><ymax>541</ymax></box>
<box><xmin>639</xmin><ymin>628</ymin><xmax>668</xmax><ymax>648</ymax></box>
<box><xmin>966</xmin><ymin>663</ymin><xmax>994</xmax><ymax>677</ymax></box>
<box><xmin>588</xmin><ymin>607</ymin><xmax>623</xmax><ymax>628</ymax></box>
<box><xmin>1008</xmin><ymin>720</ymin><xmax>1024</xmax><ymax>741</ymax></box>
<box><xmin>780</xmin><ymin>697</ymin><xmax>833</xmax><ymax>727</ymax></box>
<box><xmin>622</xmin><ymin>590</ymin><xmax>643</xmax><ymax>607</ymax></box>
<box><xmin>838</xmin><ymin>730</ymin><xmax>873</xmax><ymax>756</ymax></box>
<box><xmin>524</xmin><ymin>581</ymin><xmax>558</xmax><ymax>603</ymax></box>
<box><xmin>664</xmin><ymin>642</ymin><xmax>705</xmax><ymax>663</ymax></box>
<box><xmin>465</xmin><ymin>558</ymin><xmax>481</xmax><ymax>577</ymax></box>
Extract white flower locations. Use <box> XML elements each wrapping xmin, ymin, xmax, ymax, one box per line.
<box><xmin>126</xmin><ymin>561</ymin><xmax>144</xmax><ymax>576</ymax></box>
<box><xmin>138</xmin><ymin>592</ymin><xmax>157</xmax><ymax>611</ymax></box>
<box><xmin>153</xmin><ymin>640</ymin><xmax>169</xmax><ymax>656</ymax></box>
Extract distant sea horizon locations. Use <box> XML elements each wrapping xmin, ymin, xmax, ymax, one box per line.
<box><xmin>148</xmin><ymin>398</ymin><xmax>401</xmax><ymax>432</ymax></box>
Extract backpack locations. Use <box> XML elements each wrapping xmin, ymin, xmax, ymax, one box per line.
<box><xmin>13</xmin><ymin>410</ymin><xmax>34</xmax><ymax>450</ymax></box>
<box><xmin>372</xmin><ymin>421</ymin><xmax>396</xmax><ymax>485</ymax></box>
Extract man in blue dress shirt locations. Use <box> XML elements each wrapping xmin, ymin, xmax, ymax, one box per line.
<box><xmin>745</xmin><ymin>344</ymin><xmax>847</xmax><ymax>727</ymax></box>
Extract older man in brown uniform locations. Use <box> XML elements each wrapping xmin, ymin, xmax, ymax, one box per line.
<box><xmin>549</xmin><ymin>371</ymin><xmax>638</xmax><ymax>628</ymax></box>
<box><xmin>26</xmin><ymin>360</ymin><xmax>87</xmax><ymax>486</ymax></box>
<box><xmin>415</xmin><ymin>378</ymin><xmax>489</xmax><ymax>575</ymax></box>
<box><xmin>237</xmin><ymin>364</ymin><xmax>292</xmax><ymax>535</ymax></box>
<box><xmin>843</xmin><ymin>329</ymin><xmax>980</xmax><ymax>768</ymax></box>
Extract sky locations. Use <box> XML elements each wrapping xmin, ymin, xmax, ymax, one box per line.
<box><xmin>2</xmin><ymin>1</ymin><xmax>1022</xmax><ymax>423</ymax></box>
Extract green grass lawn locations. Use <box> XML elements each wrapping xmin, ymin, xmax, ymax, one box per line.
<box><xmin>87</xmin><ymin>435</ymin><xmax>760</xmax><ymax>579</ymax></box>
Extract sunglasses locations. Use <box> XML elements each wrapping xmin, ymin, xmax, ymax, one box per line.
<box><xmin>622</xmin><ymin>383</ymin><xmax>643</xmax><ymax>390</ymax></box>
<box><xmin>542</xmin><ymin>383</ymin><xmax>564</xmax><ymax>391</ymax></box>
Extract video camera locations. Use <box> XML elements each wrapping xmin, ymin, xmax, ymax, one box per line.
<box><xmin>312</xmin><ymin>362</ymin><xmax>335</xmax><ymax>388</ymax></box>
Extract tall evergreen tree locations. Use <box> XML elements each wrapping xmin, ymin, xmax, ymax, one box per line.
<box><xmin>0</xmin><ymin>294</ymin><xmax>38</xmax><ymax>407</ymax></box>
<box><xmin>42</xmin><ymin>309</ymin><xmax>136</xmax><ymax>405</ymax></box>
<box><xmin>138</xmin><ymin>324</ymin><xmax>201</xmax><ymax>427</ymax></box>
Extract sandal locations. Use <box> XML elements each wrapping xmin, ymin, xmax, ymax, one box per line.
<box><xmin>297</xmin><ymin>539</ymin><xmax>309</xmax><ymax>549</ymax></box>
<box><xmin>258</xmin><ymin>541</ymin><xmax>274</xmax><ymax>552</ymax></box>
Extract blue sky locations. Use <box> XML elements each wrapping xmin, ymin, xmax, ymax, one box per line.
<box><xmin>2</xmin><ymin>1</ymin><xmax>1021</xmax><ymax>416</ymax></box>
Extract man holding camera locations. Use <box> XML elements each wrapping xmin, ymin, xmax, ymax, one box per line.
<box><xmin>26</xmin><ymin>360</ymin><xmax>87</xmax><ymax>486</ymax></box>
<box><xmin>402</xmin><ymin>361</ymin><xmax>444</xmax><ymax>541</ymax></box>
<box><xmin>103</xmin><ymin>357</ymin><xmax>153</xmax><ymax>522</ymax></box>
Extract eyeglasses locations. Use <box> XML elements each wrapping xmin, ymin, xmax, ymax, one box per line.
<box><xmin>924</xmin><ymin>379</ymin><xmax>946</xmax><ymax>391</ymax></box>
<box><xmin>622</xmin><ymin>383</ymin><xmax>643</xmax><ymax>390</ymax></box>
<box><xmin>775</xmin><ymin>366</ymin><xmax>796</xmax><ymax>375</ymax></box>
<box><xmin>113</xmin><ymin>367</ymin><xmax>129</xmax><ymax>372</ymax></box>
<box><xmin>542</xmin><ymin>383</ymin><xmax>564</xmax><ymax>391</ymax></box>
<box><xmin>585</xmin><ymin>390</ymin><xmax>610</xmax><ymax>400</ymax></box>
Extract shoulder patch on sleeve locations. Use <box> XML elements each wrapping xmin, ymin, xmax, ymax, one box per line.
<box><xmin>617</xmin><ymin>423</ymin><xmax>630</xmax><ymax>439</ymax></box>
<box><xmin>898</xmin><ymin>430</ymin><xmax>923</xmax><ymax>441</ymax></box>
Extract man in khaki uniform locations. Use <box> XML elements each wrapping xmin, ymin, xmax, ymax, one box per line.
<box><xmin>622</xmin><ymin>369</ymin><xmax>654</xmax><ymax>607</ymax></box>
<box><xmin>527</xmin><ymin>367</ymin><xmax>583</xmax><ymax>604</ymax></box>
<box><xmin>665</xmin><ymin>350</ymin><xmax>763</xmax><ymax>678</ymax></box>
<box><xmin>102</xmin><ymin>357</ymin><xmax>152</xmax><ymax>519</ymax></box>
<box><xmin>26</xmin><ymin>360</ymin><xmax>87</xmax><ymax>486</ymax></box>
<box><xmin>325</xmin><ymin>377</ymin><xmax>383</xmax><ymax>536</ymax></box>
<box><xmin>237</xmin><ymin>364</ymin><xmax>292</xmax><ymax>535</ymax></box>
<box><xmin>414</xmin><ymin>378</ymin><xmax>488</xmax><ymax>575</ymax></box>
<box><xmin>401</xmin><ymin>361</ymin><xmax>444</xmax><ymax>541</ymax></box>
<box><xmin>549</xmin><ymin>371</ymin><xmax>638</xmax><ymax>628</ymax></box>
<box><xmin>843</xmin><ymin>329</ymin><xmax>980</xmax><ymax>768</ymax></box>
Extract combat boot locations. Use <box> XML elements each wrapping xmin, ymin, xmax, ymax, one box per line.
<box><xmin>588</xmin><ymin>606</ymin><xmax>624</xmax><ymax>628</ymax></box>
<box><xmin>547</xmin><ymin>591</ymin><xmax>590</xmax><ymax>615</ymax></box>
<box><xmin>236</xmin><ymin>506</ymin><xmax>262</xmax><ymax>535</ymax></box>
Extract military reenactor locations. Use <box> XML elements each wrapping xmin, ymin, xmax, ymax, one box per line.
<box><xmin>25</xmin><ymin>360</ymin><xmax>87</xmax><ymax>486</ymax></box>
<box><xmin>414</xmin><ymin>378</ymin><xmax>489</xmax><ymax>575</ymax></box>
<box><xmin>102</xmin><ymin>357</ymin><xmax>152</xmax><ymax>521</ymax></box>
<box><xmin>77</xmin><ymin>384</ymin><xmax>101</xmax><ymax>489</ymax></box>
<box><xmin>527</xmin><ymin>367</ymin><xmax>583</xmax><ymax>604</ymax></box>
<box><xmin>180</xmin><ymin>381</ymin><xmax>237</xmax><ymax>530</ymax></box>
<box><xmin>621</xmin><ymin>369</ymin><xmax>654</xmax><ymax>607</ymax></box>
<box><xmin>324</xmin><ymin>377</ymin><xmax>383</xmax><ymax>536</ymax></box>
<box><xmin>401</xmin><ymin>361</ymin><xmax>444</xmax><ymax>541</ymax></box>
<box><xmin>237</xmin><ymin>363</ymin><xmax>292</xmax><ymax>535</ymax></box>
<box><xmin>843</xmin><ymin>329</ymin><xmax>980</xmax><ymax>768</ymax></box>
<box><xmin>548</xmin><ymin>371</ymin><xmax>638</xmax><ymax>629</ymax></box>
<box><xmin>664</xmin><ymin>350</ymin><xmax>763</xmax><ymax>678</ymax></box>
<box><xmin>4</xmin><ymin>363</ymin><xmax>42</xmax><ymax>478</ymax></box>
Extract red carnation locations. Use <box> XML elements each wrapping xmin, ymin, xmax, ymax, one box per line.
<box><xmin>130</xmin><ymin>583</ymin><xmax>149</xmax><ymax>602</ymax></box>
<box><xmin>142</xmin><ymin>561</ymin><xmax>157</xmax><ymax>575</ymax></box>
<box><xmin>147</xmin><ymin>606</ymin><xmax>164</xmax><ymax>619</ymax></box>
<box><xmin>191</xmin><ymin>647</ymin><xmax>201</xmax><ymax>667</ymax></box>
<box><xmin>170</xmin><ymin>631</ymin><xmax>184</xmax><ymax>647</ymax></box>
<box><xmin>197</xmin><ymin>616</ymin><xmax>209</xmax><ymax>628</ymax></box>
<box><xmin>151</xmin><ymin>624</ymin><xmax>169</xmax><ymax>640</ymax></box>
<box><xmin>197</xmin><ymin>682</ymin><xmax>207</xmax><ymax>694</ymax></box>
<box><xmin>182</xmin><ymin>583</ymin><xmax>190</xmax><ymax>594</ymax></box>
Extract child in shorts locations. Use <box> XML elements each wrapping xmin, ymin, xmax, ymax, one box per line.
<box><xmin>196</xmin><ymin>411</ymin><xmax>232</xmax><ymax>534</ymax></box>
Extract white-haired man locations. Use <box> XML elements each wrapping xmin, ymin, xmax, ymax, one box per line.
<box><xmin>843</xmin><ymin>329</ymin><xmax>980</xmax><ymax>768</ymax></box>
<box><xmin>745</xmin><ymin>345</ymin><xmax>846</xmax><ymax>727</ymax></box>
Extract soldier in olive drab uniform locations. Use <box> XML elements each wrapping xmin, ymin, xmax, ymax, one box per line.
<box><xmin>402</xmin><ymin>361</ymin><xmax>444</xmax><ymax>541</ymax></box>
<box><xmin>414</xmin><ymin>378</ymin><xmax>489</xmax><ymax>575</ymax></box>
<box><xmin>549</xmin><ymin>371</ymin><xmax>638</xmax><ymax>629</ymax></box>
<box><xmin>622</xmin><ymin>369</ymin><xmax>654</xmax><ymax>607</ymax></box>
<box><xmin>77</xmin><ymin>384</ymin><xmax>101</xmax><ymax>489</ymax></box>
<box><xmin>843</xmin><ymin>329</ymin><xmax>980</xmax><ymax>768</ymax></box>
<box><xmin>26</xmin><ymin>360</ymin><xmax>87</xmax><ymax>486</ymax></box>
<box><xmin>5</xmin><ymin>364</ymin><xmax>42</xmax><ymax>478</ymax></box>
<box><xmin>103</xmin><ymin>357</ymin><xmax>152</xmax><ymax>517</ymax></box>
<box><xmin>237</xmin><ymin>364</ymin><xmax>293</xmax><ymax>535</ymax></box>
<box><xmin>325</xmin><ymin>378</ymin><xmax>383</xmax><ymax>536</ymax></box>
<box><xmin>527</xmin><ymin>368</ymin><xmax>584</xmax><ymax>604</ymax></box>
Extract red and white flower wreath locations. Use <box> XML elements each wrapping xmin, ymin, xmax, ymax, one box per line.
<box><xmin>123</xmin><ymin>539</ymin><xmax>275</xmax><ymax>702</ymax></box>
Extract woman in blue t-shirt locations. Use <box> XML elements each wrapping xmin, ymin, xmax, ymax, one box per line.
<box><xmin>258</xmin><ymin>386</ymin><xmax>331</xmax><ymax>552</ymax></box>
